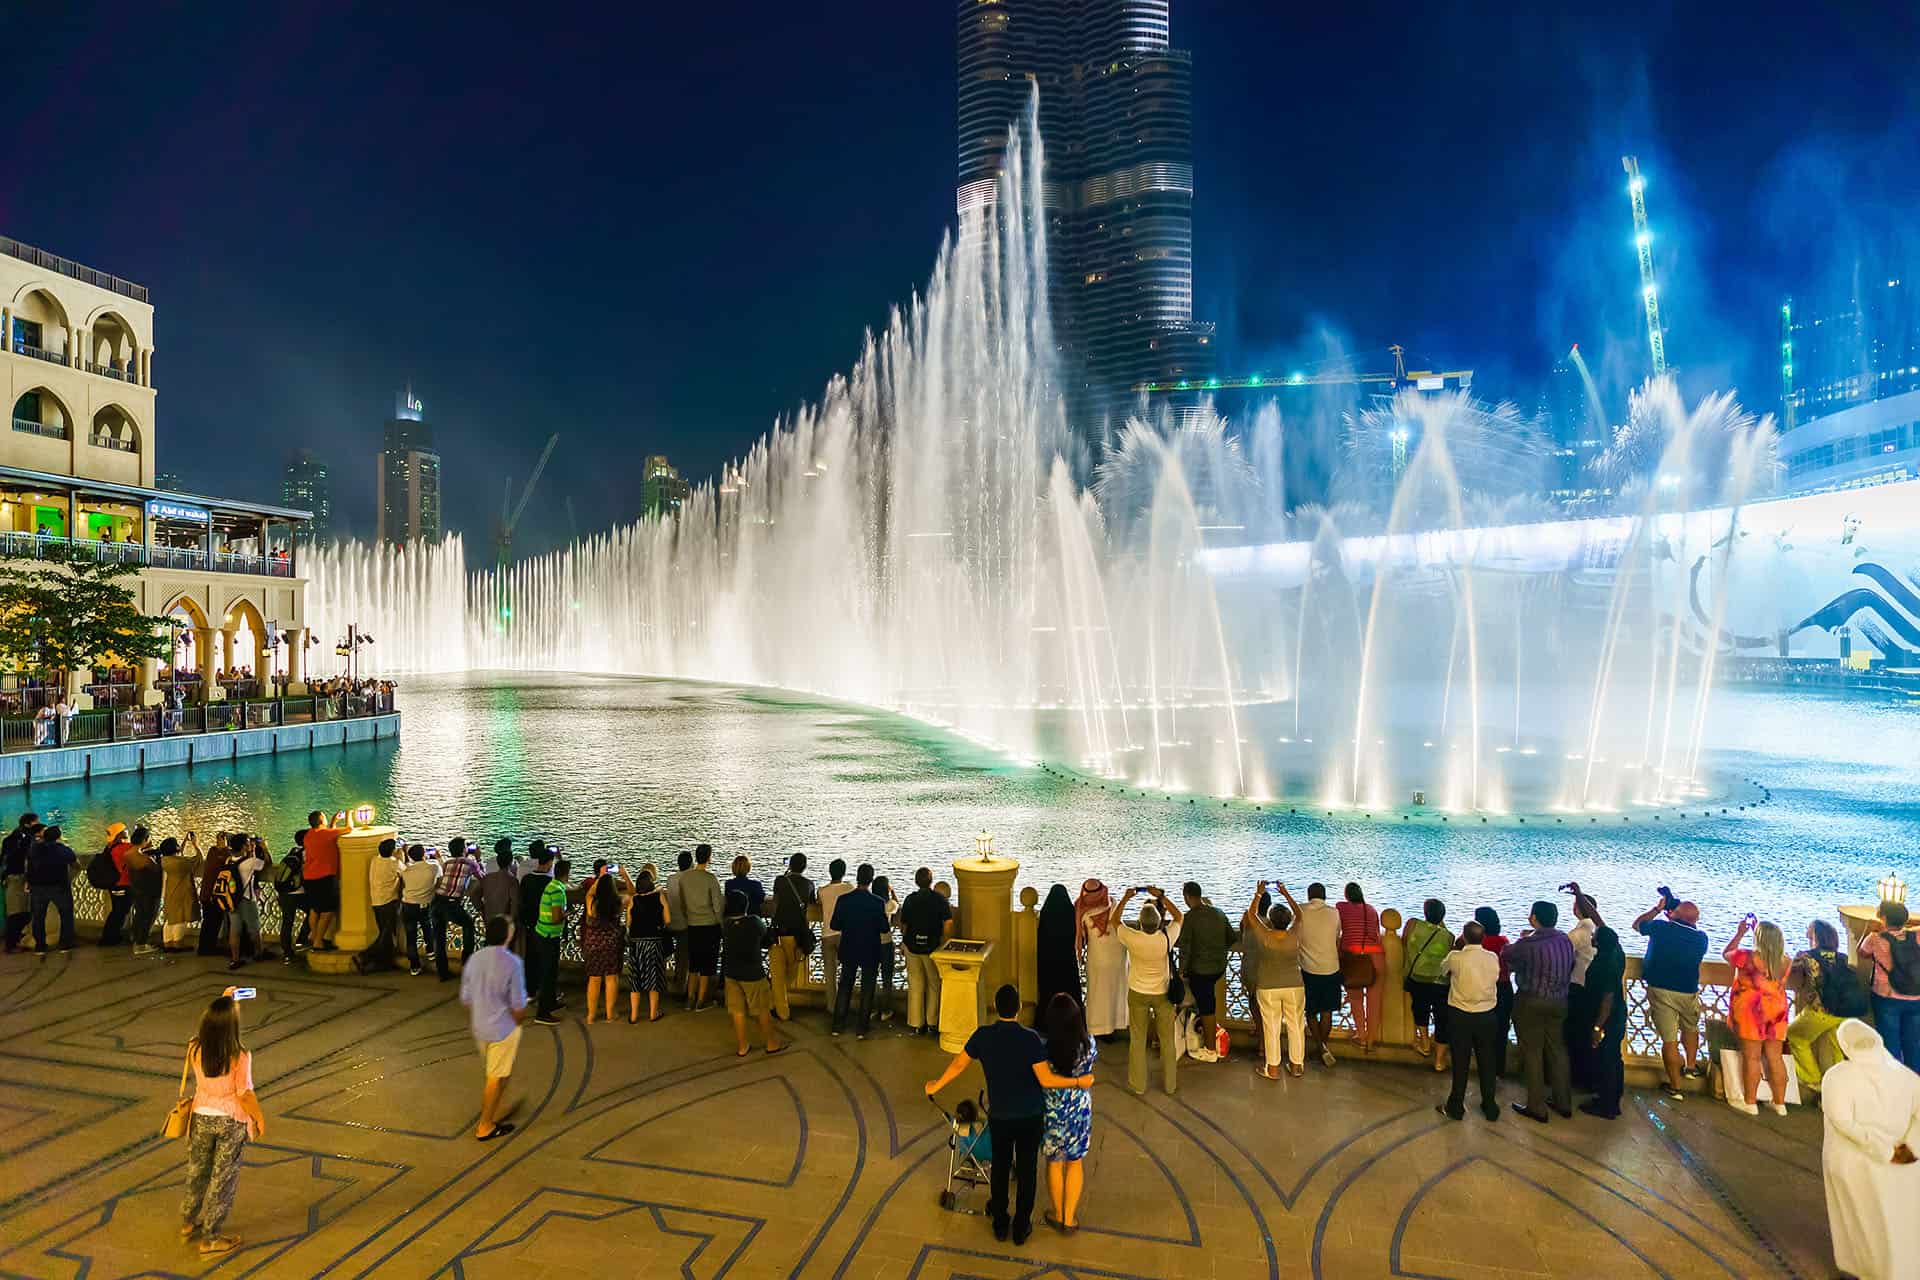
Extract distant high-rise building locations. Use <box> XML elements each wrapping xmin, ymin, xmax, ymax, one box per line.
<box><xmin>281</xmin><ymin>449</ymin><xmax>332</xmax><ymax>543</ymax></box>
<box><xmin>377</xmin><ymin>387</ymin><xmax>441</xmax><ymax>546</ymax></box>
<box><xmin>957</xmin><ymin>0</ymin><xmax>1212</xmax><ymax>437</ymax></box>
<box><xmin>642</xmin><ymin>454</ymin><xmax>690</xmax><ymax>518</ymax></box>
<box><xmin>1783</xmin><ymin>270</ymin><xmax>1917</xmax><ymax>431</ymax></box>
<box><xmin>1540</xmin><ymin>349</ymin><xmax>1605</xmax><ymax>506</ymax></box>
<box><xmin>153</xmin><ymin>470</ymin><xmax>185</xmax><ymax>493</ymax></box>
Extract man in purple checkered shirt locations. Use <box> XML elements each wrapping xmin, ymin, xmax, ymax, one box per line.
<box><xmin>433</xmin><ymin>837</ymin><xmax>484</xmax><ymax>982</ymax></box>
<box><xmin>1503</xmin><ymin>898</ymin><xmax>1575</xmax><ymax>1123</ymax></box>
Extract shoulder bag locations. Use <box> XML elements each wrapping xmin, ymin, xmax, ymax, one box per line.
<box><xmin>1164</xmin><ymin>931</ymin><xmax>1185</xmax><ymax>1006</ymax></box>
<box><xmin>162</xmin><ymin>1046</ymin><xmax>193</xmax><ymax>1140</ymax></box>
<box><xmin>777</xmin><ymin>875</ymin><xmax>817</xmax><ymax>955</ymax></box>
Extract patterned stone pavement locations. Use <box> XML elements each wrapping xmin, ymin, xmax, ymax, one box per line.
<box><xmin>0</xmin><ymin>946</ymin><xmax>1834</xmax><ymax>1279</ymax></box>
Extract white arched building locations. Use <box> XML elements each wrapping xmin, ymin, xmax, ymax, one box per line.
<box><xmin>1</xmin><ymin>233</ymin><xmax>315</xmax><ymax>706</ymax></box>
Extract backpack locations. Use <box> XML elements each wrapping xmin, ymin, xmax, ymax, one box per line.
<box><xmin>212</xmin><ymin>867</ymin><xmax>236</xmax><ymax>911</ymax></box>
<box><xmin>1814</xmin><ymin>950</ymin><xmax>1870</xmax><ymax>1017</ymax></box>
<box><xmin>1884</xmin><ymin>930</ymin><xmax>1920</xmax><ymax>998</ymax></box>
<box><xmin>269</xmin><ymin>857</ymin><xmax>300</xmax><ymax>890</ymax></box>
<box><xmin>85</xmin><ymin>847</ymin><xmax>120</xmax><ymax>891</ymax></box>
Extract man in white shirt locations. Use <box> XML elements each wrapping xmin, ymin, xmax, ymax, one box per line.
<box><xmin>816</xmin><ymin>858</ymin><xmax>852</xmax><ymax>1007</ymax></box>
<box><xmin>227</xmin><ymin>835</ymin><xmax>267</xmax><ymax>969</ymax></box>
<box><xmin>361</xmin><ymin>839</ymin><xmax>404</xmax><ymax>972</ymax></box>
<box><xmin>1563</xmin><ymin>889</ymin><xmax>1600</xmax><ymax>1090</ymax></box>
<box><xmin>398</xmin><ymin>845</ymin><xmax>439</xmax><ymax>976</ymax></box>
<box><xmin>1279</xmin><ymin>882</ymin><xmax>1343</xmax><ymax>1067</ymax></box>
<box><xmin>1439</xmin><ymin>920</ymin><xmax>1503</xmax><ymax>1121</ymax></box>
<box><xmin>1108</xmin><ymin>886</ymin><xmax>1185</xmax><ymax>1097</ymax></box>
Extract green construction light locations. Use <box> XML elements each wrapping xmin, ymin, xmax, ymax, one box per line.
<box><xmin>1178</xmin><ymin>379</ymin><xmax>1190</xmax><ymax>389</ymax></box>
<box><xmin>1636</xmin><ymin>231</ymin><xmax>1650</xmax><ymax>248</ymax></box>
<box><xmin>1289</xmin><ymin>371</ymin><xmax>1305</xmax><ymax>385</ymax></box>
<box><xmin>1783</xmin><ymin>364</ymin><xmax>1793</xmax><ymax>376</ymax></box>
<box><xmin>1206</xmin><ymin>377</ymin><xmax>1219</xmax><ymax>388</ymax></box>
<box><xmin>1249</xmin><ymin>374</ymin><xmax>1263</xmax><ymax>386</ymax></box>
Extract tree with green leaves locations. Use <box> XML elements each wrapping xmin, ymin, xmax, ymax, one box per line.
<box><xmin>0</xmin><ymin>544</ymin><xmax>173</xmax><ymax>688</ymax></box>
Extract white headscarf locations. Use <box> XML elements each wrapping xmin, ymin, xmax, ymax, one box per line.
<box><xmin>1820</xmin><ymin>1018</ymin><xmax>1920</xmax><ymax>1280</ymax></box>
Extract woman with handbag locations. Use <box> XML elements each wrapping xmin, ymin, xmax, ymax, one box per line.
<box><xmin>1337</xmin><ymin>883</ymin><xmax>1384</xmax><ymax>1052</ymax></box>
<box><xmin>173</xmin><ymin>990</ymin><xmax>265</xmax><ymax>1257</ymax></box>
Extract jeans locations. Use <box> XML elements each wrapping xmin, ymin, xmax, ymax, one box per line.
<box><xmin>1871</xmin><ymin>993</ymin><xmax>1920</xmax><ymax>1071</ymax></box>
<box><xmin>180</xmin><ymin>1113</ymin><xmax>248</xmax><ymax>1235</ymax></box>
<box><xmin>129</xmin><ymin>887</ymin><xmax>161</xmax><ymax>948</ymax></box>
<box><xmin>278</xmin><ymin>892</ymin><xmax>307</xmax><ymax>954</ymax></box>
<box><xmin>904</xmin><ymin>949</ymin><xmax>941</xmax><ymax>1029</ymax></box>
<box><xmin>1126</xmin><ymin>988</ymin><xmax>1178</xmax><ymax>1095</ymax></box>
<box><xmin>432</xmin><ymin>897</ymin><xmax>475</xmax><ymax>977</ymax></box>
<box><xmin>1493</xmin><ymin>982</ymin><xmax>1514</xmax><ymax>1075</ymax></box>
<box><xmin>1564</xmin><ymin>982</ymin><xmax>1596</xmax><ymax>1089</ymax></box>
<box><xmin>99</xmin><ymin>889</ymin><xmax>131</xmax><ymax>945</ymax></box>
<box><xmin>361</xmin><ymin>901</ymin><xmax>401</xmax><ymax>971</ymax></box>
<box><xmin>986</xmin><ymin>1111</ymin><xmax>1043</xmax><ymax>1234</ymax></box>
<box><xmin>833</xmin><ymin>959</ymin><xmax>878</xmax><ymax>1034</ymax></box>
<box><xmin>401</xmin><ymin>903</ymin><xmax>431</xmax><ymax>969</ymax></box>
<box><xmin>1445</xmin><ymin>1007</ymin><xmax>1500</xmax><ymax>1116</ymax></box>
<box><xmin>28</xmin><ymin>883</ymin><xmax>75</xmax><ymax>949</ymax></box>
<box><xmin>1512</xmin><ymin>993</ymin><xmax>1571</xmax><ymax>1116</ymax></box>
<box><xmin>529</xmin><ymin>934</ymin><xmax>561</xmax><ymax>1016</ymax></box>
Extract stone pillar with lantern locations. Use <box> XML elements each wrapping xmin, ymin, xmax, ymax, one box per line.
<box><xmin>305</xmin><ymin>804</ymin><xmax>399</xmax><ymax>976</ymax></box>
<box><xmin>935</xmin><ymin>832</ymin><xmax>1020</xmax><ymax>1049</ymax></box>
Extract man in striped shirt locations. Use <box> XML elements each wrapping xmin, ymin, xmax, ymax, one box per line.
<box><xmin>1503</xmin><ymin>899</ymin><xmax>1575</xmax><ymax>1123</ymax></box>
<box><xmin>433</xmin><ymin>837</ymin><xmax>484</xmax><ymax>982</ymax></box>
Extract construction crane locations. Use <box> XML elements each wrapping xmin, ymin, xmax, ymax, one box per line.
<box><xmin>494</xmin><ymin>433</ymin><xmax>560</xmax><ymax>572</ymax></box>
<box><xmin>1623</xmin><ymin>155</ymin><xmax>1668</xmax><ymax>377</ymax></box>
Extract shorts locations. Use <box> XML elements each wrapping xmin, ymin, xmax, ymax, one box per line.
<box><xmin>234</xmin><ymin>899</ymin><xmax>262</xmax><ymax>937</ymax></box>
<box><xmin>686</xmin><ymin>924</ymin><xmax>722</xmax><ymax>977</ymax></box>
<box><xmin>1188</xmin><ymin>970</ymin><xmax>1223</xmax><ymax>1017</ymax></box>
<box><xmin>302</xmin><ymin>876</ymin><xmax>340</xmax><ymax>913</ymax></box>
<box><xmin>725</xmin><ymin>977</ymin><xmax>771</xmax><ymax>1019</ymax></box>
<box><xmin>1647</xmin><ymin>986</ymin><xmax>1701</xmax><ymax>1041</ymax></box>
<box><xmin>480</xmin><ymin>1026</ymin><xmax>522</xmax><ymax>1079</ymax></box>
<box><xmin>1303</xmin><ymin>970</ymin><xmax>1345</xmax><ymax>1016</ymax></box>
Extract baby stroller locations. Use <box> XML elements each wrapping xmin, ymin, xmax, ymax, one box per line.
<box><xmin>930</xmin><ymin>1093</ymin><xmax>992</xmax><ymax>1213</ymax></box>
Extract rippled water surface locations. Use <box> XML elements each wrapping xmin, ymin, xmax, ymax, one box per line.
<box><xmin>21</xmin><ymin>673</ymin><xmax>1919</xmax><ymax>950</ymax></box>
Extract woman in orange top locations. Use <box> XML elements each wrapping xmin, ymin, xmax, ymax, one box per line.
<box><xmin>1723</xmin><ymin>916</ymin><xmax>1792</xmax><ymax>1116</ymax></box>
<box><xmin>179</xmin><ymin>991</ymin><xmax>267</xmax><ymax>1256</ymax></box>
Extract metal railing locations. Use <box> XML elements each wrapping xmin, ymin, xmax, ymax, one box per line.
<box><xmin>0</xmin><ymin>529</ymin><xmax>293</xmax><ymax>577</ymax></box>
<box><xmin>1</xmin><ymin>235</ymin><xmax>150</xmax><ymax>303</ymax></box>
<box><xmin>11</xmin><ymin>341</ymin><xmax>69</xmax><ymax>367</ymax></box>
<box><xmin>11</xmin><ymin>416</ymin><xmax>69</xmax><ymax>440</ymax></box>
<box><xmin>88</xmin><ymin>432</ymin><xmax>137</xmax><ymax>452</ymax></box>
<box><xmin>2</xmin><ymin>688</ymin><xmax>394</xmax><ymax>753</ymax></box>
<box><xmin>85</xmin><ymin>361</ymin><xmax>131</xmax><ymax>381</ymax></box>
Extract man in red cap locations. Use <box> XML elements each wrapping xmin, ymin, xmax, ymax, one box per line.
<box><xmin>1634</xmin><ymin>895</ymin><xmax>1709</xmax><ymax>1100</ymax></box>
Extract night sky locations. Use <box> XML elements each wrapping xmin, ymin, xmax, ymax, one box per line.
<box><xmin>5</xmin><ymin>2</ymin><xmax>1913</xmax><ymax>557</ymax></box>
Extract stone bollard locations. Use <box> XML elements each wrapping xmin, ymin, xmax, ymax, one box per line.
<box><xmin>952</xmin><ymin>841</ymin><xmax>1019</xmax><ymax>1001</ymax></box>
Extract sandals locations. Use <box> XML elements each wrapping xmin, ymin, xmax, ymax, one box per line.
<box><xmin>199</xmin><ymin>1235</ymin><xmax>241</xmax><ymax>1256</ymax></box>
<box><xmin>476</xmin><ymin>1122</ymin><xmax>516</xmax><ymax>1142</ymax></box>
<box><xmin>766</xmin><ymin>1042</ymin><xmax>789</xmax><ymax>1055</ymax></box>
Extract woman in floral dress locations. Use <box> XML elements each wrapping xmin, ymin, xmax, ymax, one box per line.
<box><xmin>1041</xmin><ymin>993</ymin><xmax>1097</xmax><ymax>1234</ymax></box>
<box><xmin>1723</xmin><ymin>916</ymin><xmax>1792</xmax><ymax>1115</ymax></box>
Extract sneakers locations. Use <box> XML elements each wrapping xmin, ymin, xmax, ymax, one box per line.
<box><xmin>409</xmin><ymin>966</ymin><xmax>423</xmax><ymax>976</ymax></box>
<box><xmin>1770</xmin><ymin>1103</ymin><xmax>1788</xmax><ymax>1117</ymax></box>
<box><xmin>1663</xmin><ymin>1086</ymin><xmax>1685</xmax><ymax>1102</ymax></box>
<box><xmin>1730</xmin><ymin>1099</ymin><xmax>1760</xmax><ymax>1116</ymax></box>
<box><xmin>534</xmin><ymin>1013</ymin><xmax>561</xmax><ymax>1026</ymax></box>
<box><xmin>1682</xmin><ymin>1065</ymin><xmax>1704</xmax><ymax>1080</ymax></box>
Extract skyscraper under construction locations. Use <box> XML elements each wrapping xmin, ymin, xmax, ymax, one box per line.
<box><xmin>957</xmin><ymin>0</ymin><xmax>1212</xmax><ymax>439</ymax></box>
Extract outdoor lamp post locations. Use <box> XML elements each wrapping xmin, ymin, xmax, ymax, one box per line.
<box><xmin>1878</xmin><ymin>872</ymin><xmax>1907</xmax><ymax>907</ymax></box>
<box><xmin>974</xmin><ymin>831</ymin><xmax>996</xmax><ymax>862</ymax></box>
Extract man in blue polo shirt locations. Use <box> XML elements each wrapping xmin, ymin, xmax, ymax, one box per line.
<box><xmin>925</xmin><ymin>984</ymin><xmax>1093</xmax><ymax>1246</ymax></box>
<box><xmin>1634</xmin><ymin>896</ymin><xmax>1710</xmax><ymax>1101</ymax></box>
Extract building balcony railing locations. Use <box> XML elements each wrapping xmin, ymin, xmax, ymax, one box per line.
<box><xmin>1</xmin><ymin>235</ymin><xmax>150</xmax><ymax>303</ymax></box>
<box><xmin>85</xmin><ymin>361</ymin><xmax>130</xmax><ymax>381</ymax></box>
<box><xmin>11</xmin><ymin>341</ymin><xmax>69</xmax><ymax>367</ymax></box>
<box><xmin>87</xmin><ymin>432</ymin><xmax>137</xmax><ymax>453</ymax></box>
<box><xmin>11</xmin><ymin>417</ymin><xmax>69</xmax><ymax>440</ymax></box>
<box><xmin>0</xmin><ymin>529</ymin><xmax>294</xmax><ymax>577</ymax></box>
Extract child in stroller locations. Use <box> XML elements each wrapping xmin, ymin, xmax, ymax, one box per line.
<box><xmin>933</xmin><ymin>1093</ymin><xmax>992</xmax><ymax>1211</ymax></box>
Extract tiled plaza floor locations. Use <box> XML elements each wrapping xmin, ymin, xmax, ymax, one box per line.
<box><xmin>0</xmin><ymin>946</ymin><xmax>1834</xmax><ymax>1279</ymax></box>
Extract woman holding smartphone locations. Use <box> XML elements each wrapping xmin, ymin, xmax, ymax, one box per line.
<box><xmin>179</xmin><ymin>989</ymin><xmax>266</xmax><ymax>1256</ymax></box>
<box><xmin>1724</xmin><ymin>914</ymin><xmax>1792</xmax><ymax>1115</ymax></box>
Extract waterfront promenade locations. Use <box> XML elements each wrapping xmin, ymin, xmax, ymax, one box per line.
<box><xmin>0</xmin><ymin>944</ymin><xmax>1832</xmax><ymax>1279</ymax></box>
